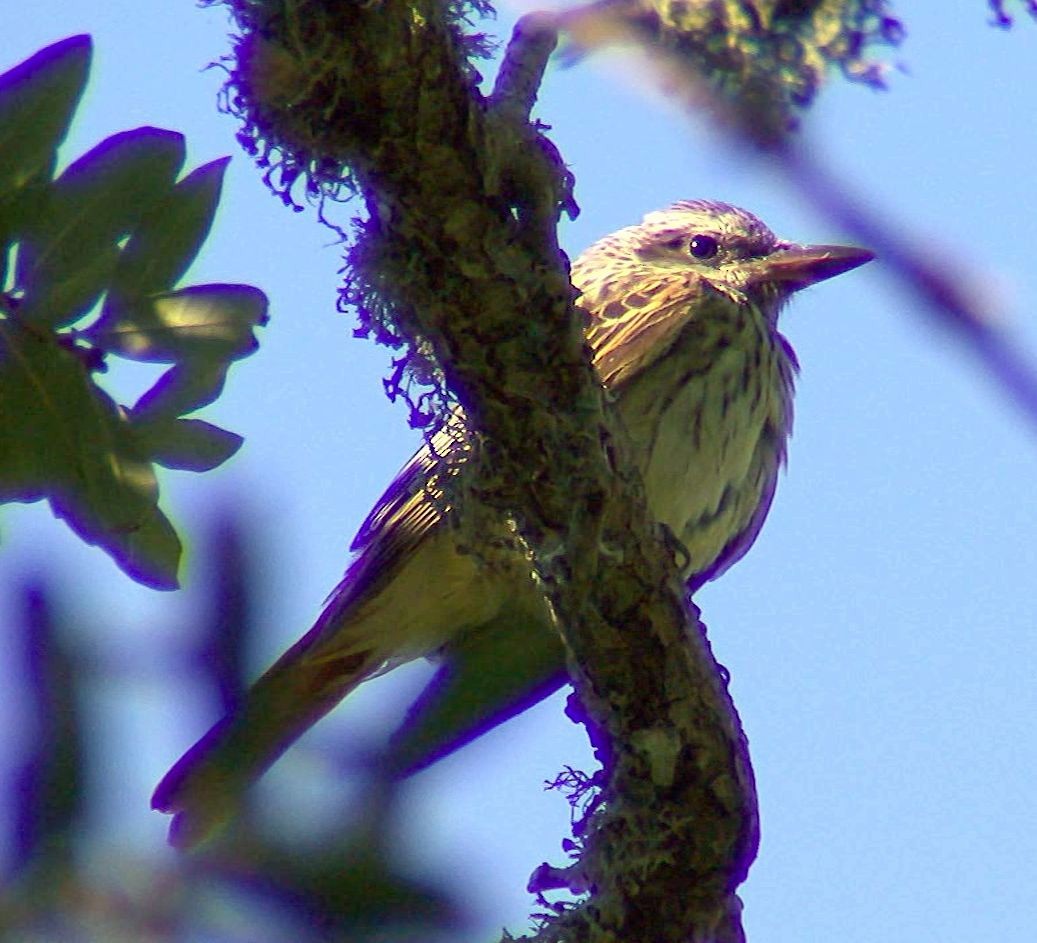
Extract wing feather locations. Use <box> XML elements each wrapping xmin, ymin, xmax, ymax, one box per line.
<box><xmin>583</xmin><ymin>271</ymin><xmax>706</xmax><ymax>388</ymax></box>
<box><xmin>334</xmin><ymin>421</ymin><xmax>470</xmax><ymax>608</ymax></box>
<box><xmin>342</xmin><ymin>266</ymin><xmax>713</xmax><ymax>602</ymax></box>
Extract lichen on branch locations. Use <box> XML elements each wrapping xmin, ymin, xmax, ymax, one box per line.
<box><xmin>560</xmin><ymin>0</ymin><xmax>904</xmax><ymax>146</ymax></box>
<box><xmin>203</xmin><ymin>2</ymin><xmax>759</xmax><ymax>940</ymax></box>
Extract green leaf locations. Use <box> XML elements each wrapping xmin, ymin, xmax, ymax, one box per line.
<box><xmin>16</xmin><ymin>127</ymin><xmax>186</xmax><ymax>327</ymax></box>
<box><xmin>54</xmin><ymin>487</ymin><xmax>182</xmax><ymax>591</ymax></box>
<box><xmin>106</xmin><ymin>155</ymin><xmax>231</xmax><ymax>300</ymax></box>
<box><xmin>85</xmin><ymin>283</ymin><xmax>268</xmax><ymax>362</ymax></box>
<box><xmin>387</xmin><ymin>610</ymin><xmax>567</xmax><ymax>777</ymax></box>
<box><xmin>0</xmin><ymin>175</ymin><xmax>51</xmax><ymax>290</ymax></box>
<box><xmin>132</xmin><ymin>360</ymin><xmax>230</xmax><ymax>422</ymax></box>
<box><xmin>135</xmin><ymin>416</ymin><xmax>243</xmax><ymax>471</ymax></box>
<box><xmin>19</xmin><ymin>238</ymin><xmax>121</xmax><ymax>328</ymax></box>
<box><xmin>0</xmin><ymin>35</ymin><xmax>91</xmax><ymax>199</ymax></box>
<box><xmin>0</xmin><ymin>318</ymin><xmax>181</xmax><ymax>588</ymax></box>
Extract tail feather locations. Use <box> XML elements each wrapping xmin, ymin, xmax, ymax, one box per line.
<box><xmin>151</xmin><ymin>647</ymin><xmax>372</xmax><ymax>849</ymax></box>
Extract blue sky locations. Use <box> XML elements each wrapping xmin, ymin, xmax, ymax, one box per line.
<box><xmin>4</xmin><ymin>3</ymin><xmax>1037</xmax><ymax>940</ymax></box>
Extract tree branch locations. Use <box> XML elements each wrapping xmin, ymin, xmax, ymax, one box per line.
<box><xmin>212</xmin><ymin>1</ymin><xmax>758</xmax><ymax>938</ymax></box>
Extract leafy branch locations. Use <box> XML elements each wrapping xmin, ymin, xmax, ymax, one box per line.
<box><xmin>0</xmin><ymin>36</ymin><xmax>267</xmax><ymax>588</ymax></box>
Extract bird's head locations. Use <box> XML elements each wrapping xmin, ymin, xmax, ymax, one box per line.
<box><xmin>575</xmin><ymin>200</ymin><xmax>874</xmax><ymax>319</ymax></box>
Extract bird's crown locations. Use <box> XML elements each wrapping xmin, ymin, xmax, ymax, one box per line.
<box><xmin>638</xmin><ymin>200</ymin><xmax>779</xmax><ymax>259</ymax></box>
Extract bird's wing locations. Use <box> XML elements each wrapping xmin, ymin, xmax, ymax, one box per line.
<box><xmin>331</xmin><ymin>420</ymin><xmax>470</xmax><ymax>609</ymax></box>
<box><xmin>338</xmin><ymin>269</ymin><xmax>708</xmax><ymax>603</ymax></box>
<box><xmin>583</xmin><ymin>270</ymin><xmax>710</xmax><ymax>389</ymax></box>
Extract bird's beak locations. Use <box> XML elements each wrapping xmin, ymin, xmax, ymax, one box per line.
<box><xmin>748</xmin><ymin>243</ymin><xmax>875</xmax><ymax>291</ymax></box>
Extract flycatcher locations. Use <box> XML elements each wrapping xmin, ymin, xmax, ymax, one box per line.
<box><xmin>153</xmin><ymin>200</ymin><xmax>873</xmax><ymax>847</ymax></box>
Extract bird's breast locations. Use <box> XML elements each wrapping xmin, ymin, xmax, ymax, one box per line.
<box><xmin>616</xmin><ymin>304</ymin><xmax>796</xmax><ymax>583</ymax></box>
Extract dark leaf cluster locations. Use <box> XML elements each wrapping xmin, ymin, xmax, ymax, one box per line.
<box><xmin>0</xmin><ymin>36</ymin><xmax>268</xmax><ymax>589</ymax></box>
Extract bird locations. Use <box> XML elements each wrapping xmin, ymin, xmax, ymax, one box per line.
<box><xmin>152</xmin><ymin>200</ymin><xmax>873</xmax><ymax>848</ymax></box>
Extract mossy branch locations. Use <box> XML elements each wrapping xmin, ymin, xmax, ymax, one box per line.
<box><xmin>210</xmin><ymin>1</ymin><xmax>757</xmax><ymax>939</ymax></box>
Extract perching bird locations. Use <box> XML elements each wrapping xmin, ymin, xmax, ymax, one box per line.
<box><xmin>152</xmin><ymin>200</ymin><xmax>873</xmax><ymax>847</ymax></box>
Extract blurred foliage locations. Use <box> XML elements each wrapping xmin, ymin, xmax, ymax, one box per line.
<box><xmin>0</xmin><ymin>518</ymin><xmax>463</xmax><ymax>942</ymax></box>
<box><xmin>0</xmin><ymin>36</ymin><xmax>268</xmax><ymax>590</ymax></box>
<box><xmin>560</xmin><ymin>0</ymin><xmax>904</xmax><ymax>146</ymax></box>
<box><xmin>988</xmin><ymin>0</ymin><xmax>1037</xmax><ymax>27</ymax></box>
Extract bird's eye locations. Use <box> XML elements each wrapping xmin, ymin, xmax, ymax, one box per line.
<box><xmin>689</xmin><ymin>234</ymin><xmax>719</xmax><ymax>259</ymax></box>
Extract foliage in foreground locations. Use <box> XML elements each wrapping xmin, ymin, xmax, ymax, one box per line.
<box><xmin>0</xmin><ymin>36</ymin><xmax>267</xmax><ymax>589</ymax></box>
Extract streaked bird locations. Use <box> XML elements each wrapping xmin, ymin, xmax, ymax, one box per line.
<box><xmin>153</xmin><ymin>200</ymin><xmax>873</xmax><ymax>847</ymax></box>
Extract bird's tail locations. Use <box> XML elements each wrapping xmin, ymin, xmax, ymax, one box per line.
<box><xmin>151</xmin><ymin>636</ymin><xmax>376</xmax><ymax>850</ymax></box>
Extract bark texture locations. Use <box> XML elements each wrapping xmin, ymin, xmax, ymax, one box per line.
<box><xmin>211</xmin><ymin>1</ymin><xmax>759</xmax><ymax>939</ymax></box>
